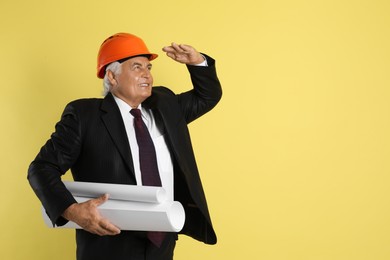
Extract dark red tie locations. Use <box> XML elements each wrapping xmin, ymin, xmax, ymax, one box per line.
<box><xmin>130</xmin><ymin>108</ymin><xmax>165</xmax><ymax>247</ymax></box>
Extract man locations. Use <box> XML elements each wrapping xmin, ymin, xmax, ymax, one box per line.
<box><xmin>28</xmin><ymin>32</ymin><xmax>222</xmax><ymax>259</ymax></box>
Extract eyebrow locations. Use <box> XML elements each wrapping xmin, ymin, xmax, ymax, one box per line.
<box><xmin>131</xmin><ymin>62</ymin><xmax>152</xmax><ymax>68</ymax></box>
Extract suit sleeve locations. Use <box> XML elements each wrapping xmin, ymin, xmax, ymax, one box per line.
<box><xmin>27</xmin><ymin>102</ymin><xmax>82</xmax><ymax>226</ymax></box>
<box><xmin>178</xmin><ymin>54</ymin><xmax>222</xmax><ymax>123</ymax></box>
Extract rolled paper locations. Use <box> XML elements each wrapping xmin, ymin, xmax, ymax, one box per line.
<box><xmin>64</xmin><ymin>181</ymin><xmax>167</xmax><ymax>203</ymax></box>
<box><xmin>42</xmin><ymin>182</ymin><xmax>185</xmax><ymax>232</ymax></box>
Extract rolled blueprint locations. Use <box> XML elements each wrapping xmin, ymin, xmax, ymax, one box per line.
<box><xmin>42</xmin><ymin>197</ymin><xmax>185</xmax><ymax>232</ymax></box>
<box><xmin>42</xmin><ymin>182</ymin><xmax>185</xmax><ymax>232</ymax></box>
<box><xmin>64</xmin><ymin>181</ymin><xmax>167</xmax><ymax>203</ymax></box>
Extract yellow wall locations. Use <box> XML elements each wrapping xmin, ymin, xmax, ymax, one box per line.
<box><xmin>1</xmin><ymin>0</ymin><xmax>390</xmax><ymax>259</ymax></box>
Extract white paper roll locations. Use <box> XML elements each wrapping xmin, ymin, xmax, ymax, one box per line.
<box><xmin>42</xmin><ymin>197</ymin><xmax>185</xmax><ymax>232</ymax></box>
<box><xmin>64</xmin><ymin>181</ymin><xmax>167</xmax><ymax>203</ymax></box>
<box><xmin>42</xmin><ymin>182</ymin><xmax>185</xmax><ymax>232</ymax></box>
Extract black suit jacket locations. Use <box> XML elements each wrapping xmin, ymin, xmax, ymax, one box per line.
<box><xmin>28</xmin><ymin>56</ymin><xmax>222</xmax><ymax>253</ymax></box>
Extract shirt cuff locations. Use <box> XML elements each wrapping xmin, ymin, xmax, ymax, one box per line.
<box><xmin>192</xmin><ymin>54</ymin><xmax>208</xmax><ymax>66</ymax></box>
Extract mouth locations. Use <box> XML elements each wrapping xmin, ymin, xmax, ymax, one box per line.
<box><xmin>139</xmin><ymin>83</ymin><xmax>150</xmax><ymax>87</ymax></box>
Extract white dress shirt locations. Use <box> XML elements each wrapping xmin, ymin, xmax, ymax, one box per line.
<box><xmin>113</xmin><ymin>95</ymin><xmax>174</xmax><ymax>200</ymax></box>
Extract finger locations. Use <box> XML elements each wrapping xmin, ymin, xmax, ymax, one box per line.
<box><xmin>92</xmin><ymin>193</ymin><xmax>109</xmax><ymax>206</ymax></box>
<box><xmin>95</xmin><ymin>226</ymin><xmax>115</xmax><ymax>236</ymax></box>
<box><xmin>178</xmin><ymin>44</ymin><xmax>194</xmax><ymax>53</ymax></box>
<box><xmin>168</xmin><ymin>43</ymin><xmax>189</xmax><ymax>54</ymax></box>
<box><xmin>165</xmin><ymin>52</ymin><xmax>176</xmax><ymax>60</ymax></box>
<box><xmin>93</xmin><ymin>226</ymin><xmax>108</xmax><ymax>236</ymax></box>
<box><xmin>162</xmin><ymin>45</ymin><xmax>175</xmax><ymax>53</ymax></box>
<box><xmin>170</xmin><ymin>42</ymin><xmax>183</xmax><ymax>52</ymax></box>
<box><xmin>176</xmin><ymin>44</ymin><xmax>192</xmax><ymax>55</ymax></box>
<box><xmin>85</xmin><ymin>217</ymin><xmax>120</xmax><ymax>236</ymax></box>
<box><xmin>162</xmin><ymin>43</ymin><xmax>181</xmax><ymax>53</ymax></box>
<box><xmin>100</xmin><ymin>220</ymin><xmax>121</xmax><ymax>235</ymax></box>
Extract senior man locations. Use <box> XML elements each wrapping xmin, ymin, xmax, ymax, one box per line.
<box><xmin>28</xmin><ymin>32</ymin><xmax>222</xmax><ymax>260</ymax></box>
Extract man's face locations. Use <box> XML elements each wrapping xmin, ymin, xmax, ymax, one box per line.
<box><xmin>110</xmin><ymin>56</ymin><xmax>153</xmax><ymax>107</ymax></box>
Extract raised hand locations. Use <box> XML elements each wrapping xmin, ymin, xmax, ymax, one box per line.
<box><xmin>162</xmin><ymin>43</ymin><xmax>205</xmax><ymax>65</ymax></box>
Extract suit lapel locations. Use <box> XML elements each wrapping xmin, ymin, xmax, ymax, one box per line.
<box><xmin>100</xmin><ymin>93</ymin><xmax>136</xmax><ymax>181</ymax></box>
<box><xmin>144</xmin><ymin>91</ymin><xmax>186</xmax><ymax>170</ymax></box>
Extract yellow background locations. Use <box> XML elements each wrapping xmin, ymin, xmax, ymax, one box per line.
<box><xmin>1</xmin><ymin>0</ymin><xmax>390</xmax><ymax>259</ymax></box>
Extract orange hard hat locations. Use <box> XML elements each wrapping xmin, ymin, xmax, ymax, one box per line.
<box><xmin>97</xmin><ymin>33</ymin><xmax>158</xmax><ymax>78</ymax></box>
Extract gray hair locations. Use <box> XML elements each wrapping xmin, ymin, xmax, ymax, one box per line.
<box><xmin>102</xmin><ymin>61</ymin><xmax>122</xmax><ymax>96</ymax></box>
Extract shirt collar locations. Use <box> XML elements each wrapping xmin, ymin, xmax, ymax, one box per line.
<box><xmin>112</xmin><ymin>94</ymin><xmax>149</xmax><ymax>120</ymax></box>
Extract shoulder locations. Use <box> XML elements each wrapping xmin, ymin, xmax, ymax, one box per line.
<box><xmin>143</xmin><ymin>87</ymin><xmax>180</xmax><ymax>112</ymax></box>
<box><xmin>67</xmin><ymin>97</ymin><xmax>104</xmax><ymax>107</ymax></box>
<box><xmin>63</xmin><ymin>97</ymin><xmax>104</xmax><ymax>116</ymax></box>
<box><xmin>152</xmin><ymin>86</ymin><xmax>175</xmax><ymax>96</ymax></box>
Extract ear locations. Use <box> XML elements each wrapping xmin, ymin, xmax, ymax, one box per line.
<box><xmin>106</xmin><ymin>70</ymin><xmax>117</xmax><ymax>87</ymax></box>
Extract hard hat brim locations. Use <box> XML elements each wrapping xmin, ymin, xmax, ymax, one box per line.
<box><xmin>97</xmin><ymin>52</ymin><xmax>158</xmax><ymax>79</ymax></box>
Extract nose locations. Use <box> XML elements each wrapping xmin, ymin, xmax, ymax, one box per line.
<box><xmin>141</xmin><ymin>67</ymin><xmax>151</xmax><ymax>78</ymax></box>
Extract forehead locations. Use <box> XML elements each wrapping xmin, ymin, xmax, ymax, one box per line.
<box><xmin>122</xmin><ymin>56</ymin><xmax>151</xmax><ymax>66</ymax></box>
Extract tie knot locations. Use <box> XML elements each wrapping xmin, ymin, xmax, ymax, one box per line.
<box><xmin>130</xmin><ymin>109</ymin><xmax>142</xmax><ymax>118</ymax></box>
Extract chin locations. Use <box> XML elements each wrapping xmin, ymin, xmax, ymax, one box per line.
<box><xmin>143</xmin><ymin>89</ymin><xmax>152</xmax><ymax>97</ymax></box>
